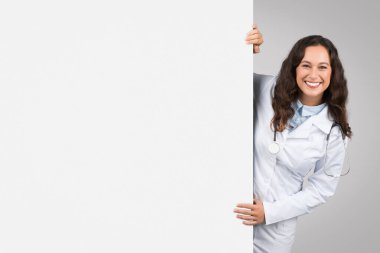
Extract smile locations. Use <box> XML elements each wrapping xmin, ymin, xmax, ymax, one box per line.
<box><xmin>304</xmin><ymin>81</ymin><xmax>321</xmax><ymax>88</ymax></box>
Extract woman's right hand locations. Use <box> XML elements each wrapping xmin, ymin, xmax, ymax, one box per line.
<box><xmin>245</xmin><ymin>24</ymin><xmax>264</xmax><ymax>54</ymax></box>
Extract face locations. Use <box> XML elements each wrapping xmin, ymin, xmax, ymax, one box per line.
<box><xmin>296</xmin><ymin>45</ymin><xmax>332</xmax><ymax>106</ymax></box>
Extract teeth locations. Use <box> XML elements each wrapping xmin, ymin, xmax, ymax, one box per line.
<box><xmin>305</xmin><ymin>81</ymin><xmax>320</xmax><ymax>87</ymax></box>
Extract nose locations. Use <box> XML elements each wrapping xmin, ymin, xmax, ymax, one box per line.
<box><xmin>309</xmin><ymin>67</ymin><xmax>319</xmax><ymax>80</ymax></box>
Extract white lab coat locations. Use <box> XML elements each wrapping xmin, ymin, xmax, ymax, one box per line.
<box><xmin>252</xmin><ymin>74</ymin><xmax>347</xmax><ymax>253</ymax></box>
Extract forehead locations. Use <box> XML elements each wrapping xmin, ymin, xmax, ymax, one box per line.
<box><xmin>302</xmin><ymin>45</ymin><xmax>330</xmax><ymax>64</ymax></box>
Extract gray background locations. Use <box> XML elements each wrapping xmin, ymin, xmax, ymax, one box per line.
<box><xmin>0</xmin><ymin>0</ymin><xmax>378</xmax><ymax>252</ymax></box>
<box><xmin>254</xmin><ymin>0</ymin><xmax>380</xmax><ymax>252</ymax></box>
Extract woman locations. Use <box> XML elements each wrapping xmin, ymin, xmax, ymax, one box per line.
<box><xmin>234</xmin><ymin>25</ymin><xmax>351</xmax><ymax>252</ymax></box>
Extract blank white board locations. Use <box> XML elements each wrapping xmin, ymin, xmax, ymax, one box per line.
<box><xmin>0</xmin><ymin>1</ymin><xmax>254</xmax><ymax>252</ymax></box>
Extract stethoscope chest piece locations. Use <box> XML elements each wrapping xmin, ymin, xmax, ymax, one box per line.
<box><xmin>268</xmin><ymin>142</ymin><xmax>280</xmax><ymax>154</ymax></box>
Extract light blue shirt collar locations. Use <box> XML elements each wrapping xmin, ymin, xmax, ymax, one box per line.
<box><xmin>293</xmin><ymin>99</ymin><xmax>326</xmax><ymax>117</ymax></box>
<box><xmin>289</xmin><ymin>100</ymin><xmax>327</xmax><ymax>131</ymax></box>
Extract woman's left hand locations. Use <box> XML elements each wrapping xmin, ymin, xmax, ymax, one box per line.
<box><xmin>234</xmin><ymin>199</ymin><xmax>265</xmax><ymax>225</ymax></box>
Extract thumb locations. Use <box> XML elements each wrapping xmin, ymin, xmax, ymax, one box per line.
<box><xmin>253</xmin><ymin>45</ymin><xmax>260</xmax><ymax>54</ymax></box>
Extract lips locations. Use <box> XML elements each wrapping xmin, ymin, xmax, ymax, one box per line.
<box><xmin>304</xmin><ymin>81</ymin><xmax>321</xmax><ymax>88</ymax></box>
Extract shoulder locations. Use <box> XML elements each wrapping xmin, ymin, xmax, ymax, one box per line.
<box><xmin>329</xmin><ymin>123</ymin><xmax>349</xmax><ymax>148</ymax></box>
<box><xmin>253</xmin><ymin>73</ymin><xmax>276</xmax><ymax>85</ymax></box>
<box><xmin>253</xmin><ymin>73</ymin><xmax>277</xmax><ymax>97</ymax></box>
<box><xmin>312</xmin><ymin>108</ymin><xmax>348</xmax><ymax>148</ymax></box>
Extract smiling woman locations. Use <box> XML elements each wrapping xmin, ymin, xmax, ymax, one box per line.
<box><xmin>272</xmin><ymin>35</ymin><xmax>351</xmax><ymax>136</ymax></box>
<box><xmin>234</xmin><ymin>27</ymin><xmax>352</xmax><ymax>253</ymax></box>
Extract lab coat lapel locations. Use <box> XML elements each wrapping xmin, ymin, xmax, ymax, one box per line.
<box><xmin>286</xmin><ymin>116</ymin><xmax>315</xmax><ymax>139</ymax></box>
<box><xmin>285</xmin><ymin>106</ymin><xmax>333</xmax><ymax>139</ymax></box>
<box><xmin>311</xmin><ymin>106</ymin><xmax>334</xmax><ymax>134</ymax></box>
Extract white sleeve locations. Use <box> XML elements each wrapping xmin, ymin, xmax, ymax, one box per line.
<box><xmin>253</xmin><ymin>73</ymin><xmax>276</xmax><ymax>98</ymax></box>
<box><xmin>262</xmin><ymin>127</ymin><xmax>347</xmax><ymax>225</ymax></box>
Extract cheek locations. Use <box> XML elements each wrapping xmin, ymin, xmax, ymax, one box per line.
<box><xmin>296</xmin><ymin>69</ymin><xmax>306</xmax><ymax>86</ymax></box>
<box><xmin>295</xmin><ymin>69</ymin><xmax>301</xmax><ymax>81</ymax></box>
<box><xmin>323</xmin><ymin>71</ymin><xmax>332</xmax><ymax>84</ymax></box>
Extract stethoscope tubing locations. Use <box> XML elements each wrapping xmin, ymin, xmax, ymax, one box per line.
<box><xmin>268</xmin><ymin>122</ymin><xmax>349</xmax><ymax>177</ymax></box>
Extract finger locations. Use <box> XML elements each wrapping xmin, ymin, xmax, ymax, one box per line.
<box><xmin>236</xmin><ymin>203</ymin><xmax>255</xmax><ymax>209</ymax></box>
<box><xmin>245</xmin><ymin>34</ymin><xmax>262</xmax><ymax>41</ymax></box>
<box><xmin>245</xmin><ymin>38</ymin><xmax>263</xmax><ymax>45</ymax></box>
<box><xmin>248</xmin><ymin>27</ymin><xmax>260</xmax><ymax>33</ymax></box>
<box><xmin>243</xmin><ymin>220</ymin><xmax>257</xmax><ymax>226</ymax></box>
<box><xmin>236</xmin><ymin>214</ymin><xmax>257</xmax><ymax>221</ymax></box>
<box><xmin>234</xmin><ymin>208</ymin><xmax>254</xmax><ymax>215</ymax></box>
<box><xmin>246</xmin><ymin>30</ymin><xmax>260</xmax><ymax>37</ymax></box>
<box><xmin>253</xmin><ymin>46</ymin><xmax>260</xmax><ymax>54</ymax></box>
<box><xmin>245</xmin><ymin>34</ymin><xmax>263</xmax><ymax>42</ymax></box>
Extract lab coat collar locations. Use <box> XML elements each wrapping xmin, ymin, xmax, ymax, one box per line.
<box><xmin>286</xmin><ymin>106</ymin><xmax>333</xmax><ymax>139</ymax></box>
<box><xmin>311</xmin><ymin>106</ymin><xmax>334</xmax><ymax>134</ymax></box>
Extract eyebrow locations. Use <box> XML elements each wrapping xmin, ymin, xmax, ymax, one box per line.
<box><xmin>301</xmin><ymin>60</ymin><xmax>330</xmax><ymax>65</ymax></box>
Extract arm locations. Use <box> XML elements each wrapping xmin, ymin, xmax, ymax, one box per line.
<box><xmin>263</xmin><ymin>127</ymin><xmax>348</xmax><ymax>224</ymax></box>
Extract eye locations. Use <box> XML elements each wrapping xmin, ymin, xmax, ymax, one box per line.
<box><xmin>319</xmin><ymin>66</ymin><xmax>328</xmax><ymax>70</ymax></box>
<box><xmin>301</xmin><ymin>64</ymin><xmax>310</xmax><ymax>68</ymax></box>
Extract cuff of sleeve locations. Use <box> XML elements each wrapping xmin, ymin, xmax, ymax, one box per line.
<box><xmin>262</xmin><ymin>201</ymin><xmax>277</xmax><ymax>225</ymax></box>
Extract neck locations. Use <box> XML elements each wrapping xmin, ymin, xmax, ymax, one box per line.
<box><xmin>299</xmin><ymin>95</ymin><xmax>323</xmax><ymax>106</ymax></box>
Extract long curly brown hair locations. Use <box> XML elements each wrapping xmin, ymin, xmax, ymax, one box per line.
<box><xmin>271</xmin><ymin>35</ymin><xmax>352</xmax><ymax>138</ymax></box>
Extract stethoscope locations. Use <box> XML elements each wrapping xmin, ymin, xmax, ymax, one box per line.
<box><xmin>268</xmin><ymin>122</ymin><xmax>350</xmax><ymax>177</ymax></box>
